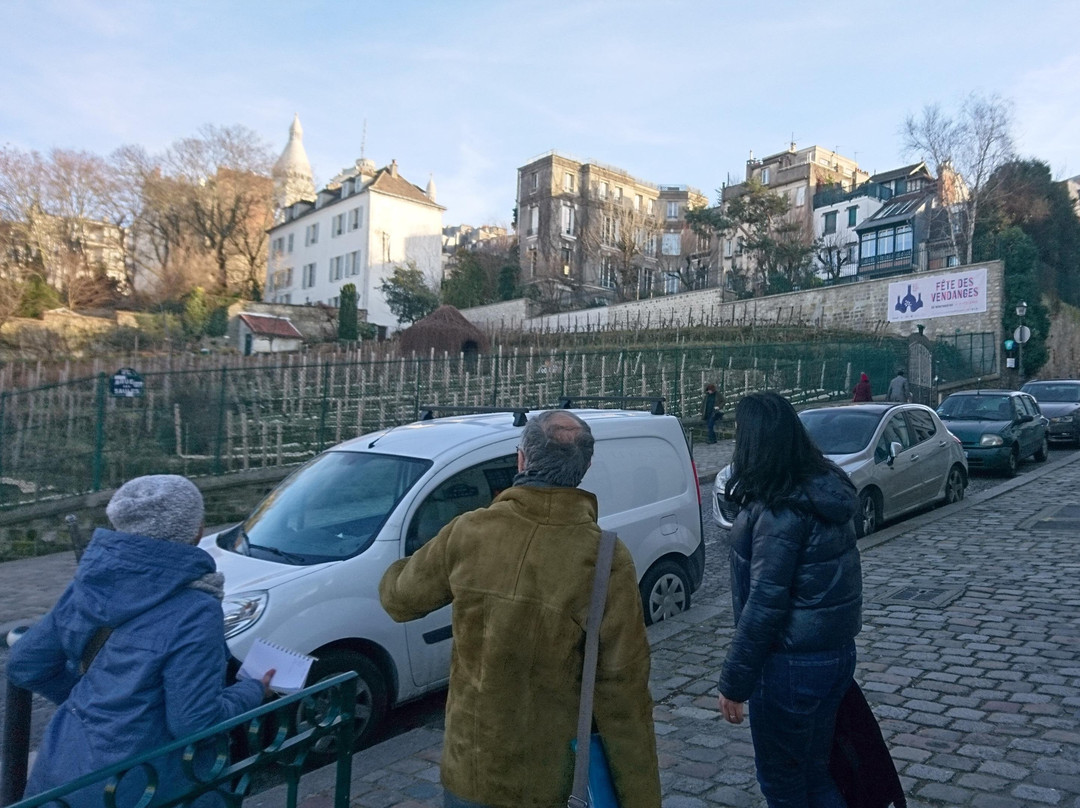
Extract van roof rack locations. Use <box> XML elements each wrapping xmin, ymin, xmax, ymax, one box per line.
<box><xmin>419</xmin><ymin>405</ymin><xmax>530</xmax><ymax>428</ymax></box>
<box><xmin>556</xmin><ymin>396</ymin><xmax>666</xmax><ymax>415</ymax></box>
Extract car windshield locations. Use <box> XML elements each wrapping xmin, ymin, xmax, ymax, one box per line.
<box><xmin>937</xmin><ymin>395</ymin><xmax>1011</xmax><ymax>421</ymax></box>
<box><xmin>1022</xmin><ymin>383</ymin><xmax>1080</xmax><ymax>403</ymax></box>
<box><xmin>230</xmin><ymin>451</ymin><xmax>431</xmax><ymax>565</ymax></box>
<box><xmin>799</xmin><ymin>409</ymin><xmax>882</xmax><ymax>455</ymax></box>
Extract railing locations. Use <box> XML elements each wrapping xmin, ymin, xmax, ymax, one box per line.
<box><xmin>3</xmin><ymin>673</ymin><xmax>357</xmax><ymax>808</ymax></box>
<box><xmin>858</xmin><ymin>249</ymin><xmax>914</xmax><ymax>273</ymax></box>
<box><xmin>812</xmin><ymin>182</ymin><xmax>894</xmax><ymax>210</ymax></box>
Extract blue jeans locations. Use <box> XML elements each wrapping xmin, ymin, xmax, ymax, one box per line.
<box><xmin>749</xmin><ymin>642</ymin><xmax>856</xmax><ymax>808</ymax></box>
<box><xmin>706</xmin><ymin>409</ymin><xmax>721</xmax><ymax>443</ymax></box>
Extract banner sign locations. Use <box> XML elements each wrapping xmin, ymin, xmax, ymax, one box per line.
<box><xmin>887</xmin><ymin>267</ymin><xmax>987</xmax><ymax>322</ymax></box>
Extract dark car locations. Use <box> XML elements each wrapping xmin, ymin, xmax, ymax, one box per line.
<box><xmin>1020</xmin><ymin>380</ymin><xmax>1080</xmax><ymax>446</ymax></box>
<box><xmin>936</xmin><ymin>390</ymin><xmax>1049</xmax><ymax>475</ymax></box>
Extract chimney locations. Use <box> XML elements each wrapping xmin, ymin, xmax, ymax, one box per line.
<box><xmin>390</xmin><ymin>159</ymin><xmax>398</xmax><ymax>178</ymax></box>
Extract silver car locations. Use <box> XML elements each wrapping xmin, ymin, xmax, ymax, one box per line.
<box><xmin>713</xmin><ymin>403</ymin><xmax>968</xmax><ymax>537</ymax></box>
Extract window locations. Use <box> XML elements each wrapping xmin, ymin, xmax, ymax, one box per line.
<box><xmin>561</xmin><ymin>204</ymin><xmax>575</xmax><ymax>236</ymax></box>
<box><xmin>647</xmin><ymin>199</ymin><xmax>655</xmax><ymax>216</ymax></box>
<box><xmin>287</xmin><ymin>233</ymin><xmax>294</xmax><ymax>253</ymax></box>
<box><xmin>875</xmin><ymin>414</ymin><xmax>913</xmax><ymax>464</ymax></box>
<box><xmin>634</xmin><ymin>194</ymin><xmax>642</xmax><ymax>211</ymax></box>
<box><xmin>302</xmin><ymin>263</ymin><xmax>317</xmax><ymax>289</ymax></box>
<box><xmin>599</xmin><ymin>257</ymin><xmax>617</xmax><ymax>289</ymax></box>
<box><xmin>664</xmin><ymin>272</ymin><xmax>680</xmax><ymax>294</ymax></box>
<box><xmin>761</xmin><ymin>167</ymin><xmax>770</xmax><ymax>185</ymax></box>
<box><xmin>272</xmin><ymin>237</ymin><xmax>285</xmax><ymax>256</ymax></box>
<box><xmin>305</xmin><ymin>223</ymin><xmax>319</xmax><ymax>246</ymax></box>
<box><xmin>530</xmin><ymin>171</ymin><xmax>539</xmax><ymax>191</ymax></box>
<box><xmin>272</xmin><ymin>267</ymin><xmax>293</xmax><ymax>290</ymax></box>
<box><xmin>615</xmin><ymin>187</ymin><xmax>623</xmax><ymax>201</ymax></box>
<box><xmin>848</xmin><ymin>244</ymin><xmax>858</xmax><ymax>264</ymax></box>
<box><xmin>638</xmin><ymin>268</ymin><xmax>654</xmax><ymax>296</ymax></box>
<box><xmin>823</xmin><ymin>211</ymin><xmax>837</xmax><ymax>235</ymax></box>
<box><xmin>349</xmin><ymin>207</ymin><xmax>363</xmax><ymax>231</ymax></box>
<box><xmin>847</xmin><ymin>206</ymin><xmax>857</xmax><ymax>227</ymax></box>
<box><xmin>879</xmin><ymin>228</ymin><xmax>894</xmax><ymax>256</ymax></box>
<box><xmin>528</xmin><ymin>245</ymin><xmax>538</xmax><ymax>277</ymax></box>
<box><xmin>796</xmin><ymin>186</ymin><xmax>806</xmax><ymax>207</ymax></box>
<box><xmin>405</xmin><ymin>455</ymin><xmax>517</xmax><ymax>555</ymax></box>
<box><xmin>563</xmin><ymin>172</ymin><xmax>575</xmax><ymax>192</ymax></box>
<box><xmin>330</xmin><ymin>255</ymin><xmax>344</xmax><ymax>281</ymax></box>
<box><xmin>348</xmin><ymin>250</ymin><xmax>361</xmax><ymax>276</ymax></box>
<box><xmin>861</xmin><ymin>232</ymin><xmax>876</xmax><ymax>259</ymax></box>
<box><xmin>561</xmin><ymin>247</ymin><xmax>572</xmax><ymax>275</ymax></box>
<box><xmin>723</xmin><ymin>239</ymin><xmax>733</xmax><ymax>258</ymax></box>
<box><xmin>666</xmin><ymin>201</ymin><xmax>679</xmax><ymax>220</ymax></box>
<box><xmin>895</xmin><ymin>224</ymin><xmax>913</xmax><ymax>253</ymax></box>
<box><xmin>946</xmin><ymin>255</ymin><xmax>959</xmax><ymax>267</ymax></box>
<box><xmin>598</xmin><ymin>181</ymin><xmax>608</xmax><ymax>199</ymax></box>
<box><xmin>905</xmin><ymin>409</ymin><xmax>937</xmax><ymax>443</ymax></box>
<box><xmin>645</xmin><ymin>233</ymin><xmax>657</xmax><ymax>256</ymax></box>
<box><xmin>332</xmin><ymin>213</ymin><xmax>345</xmax><ymax>237</ymax></box>
<box><xmin>528</xmin><ymin>205</ymin><xmax>539</xmax><ymax>236</ymax></box>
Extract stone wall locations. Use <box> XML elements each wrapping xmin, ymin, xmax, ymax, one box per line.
<box><xmin>461</xmin><ymin>262</ymin><xmax>1006</xmax><ymax>343</ymax></box>
<box><xmin>0</xmin><ymin>466</ymin><xmax>293</xmax><ymax>560</ymax></box>
<box><xmin>454</xmin><ymin>298</ymin><xmax>529</xmax><ymax>328</ymax></box>
<box><xmin>227</xmin><ymin>301</ymin><xmax>346</xmax><ymax>343</ymax></box>
<box><xmin>1044</xmin><ymin>301</ymin><xmax>1080</xmax><ymax>378</ymax></box>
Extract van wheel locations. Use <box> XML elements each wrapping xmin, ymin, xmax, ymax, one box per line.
<box><xmin>639</xmin><ymin>560</ymin><xmax>690</xmax><ymax>625</ymax></box>
<box><xmin>855</xmin><ymin>489</ymin><xmax>880</xmax><ymax>538</ymax></box>
<box><xmin>303</xmin><ymin>650</ymin><xmax>388</xmax><ymax>761</ymax></box>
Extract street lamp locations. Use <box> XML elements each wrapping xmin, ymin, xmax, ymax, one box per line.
<box><xmin>1015</xmin><ymin>301</ymin><xmax>1028</xmax><ymax>383</ymax></box>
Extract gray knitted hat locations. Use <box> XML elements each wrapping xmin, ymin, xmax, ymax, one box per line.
<box><xmin>106</xmin><ymin>474</ymin><xmax>205</xmax><ymax>544</ymax></box>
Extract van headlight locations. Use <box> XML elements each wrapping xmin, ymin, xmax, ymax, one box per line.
<box><xmin>223</xmin><ymin>591</ymin><xmax>268</xmax><ymax>638</ymax></box>
<box><xmin>979</xmin><ymin>434</ymin><xmax>1004</xmax><ymax>447</ymax></box>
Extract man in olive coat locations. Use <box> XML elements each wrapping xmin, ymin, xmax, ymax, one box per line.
<box><xmin>379</xmin><ymin>410</ymin><xmax>660</xmax><ymax>808</ymax></box>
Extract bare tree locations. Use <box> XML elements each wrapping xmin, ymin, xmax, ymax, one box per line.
<box><xmin>579</xmin><ymin>194</ymin><xmax>661</xmax><ymax>302</ymax></box>
<box><xmin>904</xmin><ymin>93</ymin><xmax>1014</xmax><ymax>265</ymax></box>
<box><xmin>815</xmin><ymin>232</ymin><xmax>854</xmax><ymax>281</ymax></box>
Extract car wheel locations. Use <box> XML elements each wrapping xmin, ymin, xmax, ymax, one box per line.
<box><xmin>854</xmin><ymin>489</ymin><xmax>880</xmax><ymax>538</ymax></box>
<box><xmin>303</xmin><ymin>650</ymin><xmax>389</xmax><ymax>760</ymax></box>
<box><xmin>943</xmin><ymin>465</ymin><xmax>966</xmax><ymax>505</ymax></box>
<box><xmin>1034</xmin><ymin>435</ymin><xmax>1049</xmax><ymax>462</ymax></box>
<box><xmin>639</xmin><ymin>560</ymin><xmax>691</xmax><ymax>626</ymax></box>
<box><xmin>1004</xmin><ymin>446</ymin><xmax>1020</xmax><ymax>477</ymax></box>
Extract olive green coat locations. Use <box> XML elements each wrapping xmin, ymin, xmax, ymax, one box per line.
<box><xmin>379</xmin><ymin>485</ymin><xmax>660</xmax><ymax>808</ymax></box>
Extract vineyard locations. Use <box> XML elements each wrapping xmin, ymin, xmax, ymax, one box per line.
<box><xmin>0</xmin><ymin>330</ymin><xmax>995</xmax><ymax>507</ymax></box>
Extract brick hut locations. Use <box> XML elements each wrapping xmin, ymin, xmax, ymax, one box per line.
<box><xmin>398</xmin><ymin>305</ymin><xmax>488</xmax><ymax>360</ymax></box>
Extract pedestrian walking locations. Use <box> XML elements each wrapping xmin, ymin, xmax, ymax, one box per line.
<box><xmin>886</xmin><ymin>369</ymin><xmax>910</xmax><ymax>402</ymax></box>
<box><xmin>379</xmin><ymin>410</ymin><xmax>660</xmax><ymax>808</ymax></box>
<box><xmin>7</xmin><ymin>475</ymin><xmax>273</xmax><ymax>808</ymax></box>
<box><xmin>703</xmin><ymin>383</ymin><xmax>723</xmax><ymax>444</ymax></box>
<box><xmin>852</xmin><ymin>372</ymin><xmax>873</xmax><ymax>402</ymax></box>
<box><xmin>717</xmin><ymin>392</ymin><xmax>863</xmax><ymax>807</ymax></box>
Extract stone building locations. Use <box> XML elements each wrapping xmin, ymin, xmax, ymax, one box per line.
<box><xmin>266</xmin><ymin>118</ymin><xmax>444</xmax><ymax>335</ymax></box>
<box><xmin>515</xmin><ymin>151</ymin><xmax>707</xmax><ymax>312</ymax></box>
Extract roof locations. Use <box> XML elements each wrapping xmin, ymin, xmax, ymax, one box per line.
<box><xmin>238</xmin><ymin>313</ymin><xmax>304</xmax><ymax>339</ymax></box>
<box><xmin>368</xmin><ymin>166</ymin><xmax>445</xmax><ymax>210</ymax></box>
<box><xmin>398</xmin><ymin>305</ymin><xmax>488</xmax><ymax>355</ymax></box>
<box><xmin>870</xmin><ymin>162</ymin><xmax>931</xmax><ymax>185</ymax></box>
<box><xmin>854</xmin><ymin>189</ymin><xmax>935</xmax><ymax>232</ymax></box>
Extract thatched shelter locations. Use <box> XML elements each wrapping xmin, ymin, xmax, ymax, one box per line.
<box><xmin>398</xmin><ymin>305</ymin><xmax>489</xmax><ymax>358</ymax></box>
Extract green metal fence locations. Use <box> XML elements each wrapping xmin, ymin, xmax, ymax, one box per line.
<box><xmin>0</xmin><ymin>336</ymin><xmax>994</xmax><ymax>507</ymax></box>
<box><xmin>7</xmin><ymin>672</ymin><xmax>357</xmax><ymax>808</ymax></box>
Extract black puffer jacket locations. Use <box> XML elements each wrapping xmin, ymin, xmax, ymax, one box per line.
<box><xmin>718</xmin><ymin>465</ymin><xmax>863</xmax><ymax>702</ymax></box>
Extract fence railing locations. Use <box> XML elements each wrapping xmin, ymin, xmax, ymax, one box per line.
<box><xmin>0</xmin><ymin>337</ymin><xmax>993</xmax><ymax>509</ymax></box>
<box><xmin>4</xmin><ymin>672</ymin><xmax>357</xmax><ymax>808</ymax></box>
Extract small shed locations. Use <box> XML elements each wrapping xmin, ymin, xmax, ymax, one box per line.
<box><xmin>398</xmin><ymin>305</ymin><xmax>488</xmax><ymax>359</ymax></box>
<box><xmin>236</xmin><ymin>313</ymin><xmax>304</xmax><ymax>355</ymax></box>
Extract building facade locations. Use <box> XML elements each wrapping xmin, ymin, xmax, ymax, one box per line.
<box><xmin>266</xmin><ymin>121</ymin><xmax>444</xmax><ymax>334</ymax></box>
<box><xmin>515</xmin><ymin>151</ymin><xmax>707</xmax><ymax>311</ymax></box>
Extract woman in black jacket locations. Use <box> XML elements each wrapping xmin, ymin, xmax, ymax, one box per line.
<box><xmin>718</xmin><ymin>392</ymin><xmax>863</xmax><ymax>807</ymax></box>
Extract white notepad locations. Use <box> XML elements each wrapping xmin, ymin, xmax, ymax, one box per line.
<box><xmin>237</xmin><ymin>638</ymin><xmax>315</xmax><ymax>695</ymax></box>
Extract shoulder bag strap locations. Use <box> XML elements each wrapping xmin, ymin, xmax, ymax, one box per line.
<box><xmin>79</xmin><ymin>626</ymin><xmax>113</xmax><ymax>676</ymax></box>
<box><xmin>569</xmin><ymin>529</ymin><xmax>618</xmax><ymax>808</ymax></box>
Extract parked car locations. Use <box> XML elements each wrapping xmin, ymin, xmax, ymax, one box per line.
<box><xmin>713</xmin><ymin>403</ymin><xmax>968</xmax><ymax>538</ymax></box>
<box><xmin>201</xmin><ymin>403</ymin><xmax>705</xmax><ymax>747</ymax></box>
<box><xmin>1020</xmin><ymin>380</ymin><xmax>1080</xmax><ymax>446</ymax></box>
<box><xmin>936</xmin><ymin>389</ymin><xmax>1049</xmax><ymax>475</ymax></box>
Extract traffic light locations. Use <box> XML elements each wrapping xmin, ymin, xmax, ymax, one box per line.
<box><xmin>1004</xmin><ymin>339</ymin><xmax>1017</xmax><ymax>368</ymax></box>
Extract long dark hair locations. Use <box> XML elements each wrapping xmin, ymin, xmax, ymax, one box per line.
<box><xmin>725</xmin><ymin>392</ymin><xmax>833</xmax><ymax>507</ymax></box>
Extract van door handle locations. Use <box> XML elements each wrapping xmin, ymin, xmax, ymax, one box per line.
<box><xmin>909</xmin><ymin>454</ymin><xmax>919</xmax><ymax>461</ymax></box>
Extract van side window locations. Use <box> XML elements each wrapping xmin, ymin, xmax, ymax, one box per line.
<box><xmin>405</xmin><ymin>455</ymin><xmax>517</xmax><ymax>555</ymax></box>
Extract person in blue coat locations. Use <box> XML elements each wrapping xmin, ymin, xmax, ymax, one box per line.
<box><xmin>7</xmin><ymin>475</ymin><xmax>272</xmax><ymax>808</ymax></box>
<box><xmin>717</xmin><ymin>393</ymin><xmax>863</xmax><ymax>808</ymax></box>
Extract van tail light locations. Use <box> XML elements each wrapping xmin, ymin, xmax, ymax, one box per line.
<box><xmin>691</xmin><ymin>460</ymin><xmax>701</xmax><ymax>505</ymax></box>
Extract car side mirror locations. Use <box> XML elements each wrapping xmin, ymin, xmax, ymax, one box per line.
<box><xmin>1019</xmin><ymin>413</ymin><xmax>1033</xmax><ymax>423</ymax></box>
<box><xmin>887</xmin><ymin>441</ymin><xmax>903</xmax><ymax>465</ymax></box>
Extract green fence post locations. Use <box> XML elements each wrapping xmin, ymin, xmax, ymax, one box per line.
<box><xmin>214</xmin><ymin>366</ymin><xmax>227</xmax><ymax>475</ymax></box>
<box><xmin>92</xmin><ymin>372</ymin><xmax>107</xmax><ymax>491</ymax></box>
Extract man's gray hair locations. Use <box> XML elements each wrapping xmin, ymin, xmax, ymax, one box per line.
<box><xmin>519</xmin><ymin>410</ymin><xmax>594</xmax><ymax>487</ymax></box>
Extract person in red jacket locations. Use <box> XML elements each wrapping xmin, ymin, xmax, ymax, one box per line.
<box><xmin>852</xmin><ymin>373</ymin><xmax>873</xmax><ymax>402</ymax></box>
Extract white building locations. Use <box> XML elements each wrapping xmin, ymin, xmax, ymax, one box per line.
<box><xmin>267</xmin><ymin>118</ymin><xmax>444</xmax><ymax>335</ymax></box>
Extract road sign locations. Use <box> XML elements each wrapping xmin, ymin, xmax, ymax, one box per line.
<box><xmin>1014</xmin><ymin>325</ymin><xmax>1031</xmax><ymax>344</ymax></box>
<box><xmin>109</xmin><ymin>367</ymin><xmax>145</xmax><ymax>398</ymax></box>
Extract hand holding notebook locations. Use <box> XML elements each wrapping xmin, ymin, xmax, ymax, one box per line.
<box><xmin>238</xmin><ymin>638</ymin><xmax>315</xmax><ymax>695</ymax></box>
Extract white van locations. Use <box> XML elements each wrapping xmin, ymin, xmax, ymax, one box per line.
<box><xmin>202</xmin><ymin>403</ymin><xmax>704</xmax><ymax>745</ymax></box>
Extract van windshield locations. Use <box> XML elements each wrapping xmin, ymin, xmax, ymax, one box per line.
<box><xmin>233</xmin><ymin>451</ymin><xmax>431</xmax><ymax>564</ymax></box>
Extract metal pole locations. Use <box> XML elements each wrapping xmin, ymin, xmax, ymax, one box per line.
<box><xmin>1</xmin><ymin>679</ymin><xmax>31</xmax><ymax>806</ymax></box>
<box><xmin>1017</xmin><ymin>318</ymin><xmax>1024</xmax><ymax>385</ymax></box>
<box><xmin>92</xmin><ymin>373</ymin><xmax>106</xmax><ymax>491</ymax></box>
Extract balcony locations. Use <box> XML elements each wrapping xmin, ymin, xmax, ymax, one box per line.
<box><xmin>813</xmin><ymin>182</ymin><xmax>893</xmax><ymax>209</ymax></box>
<box><xmin>858</xmin><ymin>249</ymin><xmax>914</xmax><ymax>276</ymax></box>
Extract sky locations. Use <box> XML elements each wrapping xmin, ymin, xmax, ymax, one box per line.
<box><xmin>2</xmin><ymin>0</ymin><xmax>1079</xmax><ymax>229</ymax></box>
